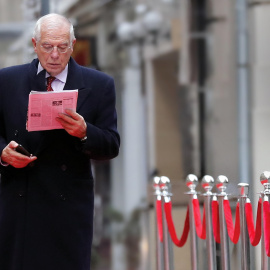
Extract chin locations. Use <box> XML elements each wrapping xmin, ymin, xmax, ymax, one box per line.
<box><xmin>48</xmin><ymin>69</ymin><xmax>60</xmax><ymax>76</ymax></box>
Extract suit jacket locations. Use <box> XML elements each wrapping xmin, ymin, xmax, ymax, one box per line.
<box><xmin>0</xmin><ymin>58</ymin><xmax>120</xmax><ymax>270</ymax></box>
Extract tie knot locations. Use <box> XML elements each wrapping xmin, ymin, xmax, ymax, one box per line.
<box><xmin>47</xmin><ymin>76</ymin><xmax>55</xmax><ymax>84</ymax></box>
<box><xmin>47</xmin><ymin>76</ymin><xmax>56</xmax><ymax>91</ymax></box>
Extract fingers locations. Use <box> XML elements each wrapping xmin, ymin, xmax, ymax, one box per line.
<box><xmin>1</xmin><ymin>141</ymin><xmax>37</xmax><ymax>168</ymax></box>
<box><xmin>64</xmin><ymin>109</ymin><xmax>81</xmax><ymax>120</ymax></box>
<box><xmin>56</xmin><ymin>110</ymin><xmax>87</xmax><ymax>138</ymax></box>
<box><xmin>58</xmin><ymin>109</ymin><xmax>81</xmax><ymax>122</ymax></box>
<box><xmin>9</xmin><ymin>140</ymin><xmax>19</xmax><ymax>149</ymax></box>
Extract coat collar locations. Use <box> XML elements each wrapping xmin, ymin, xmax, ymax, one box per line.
<box><xmin>29</xmin><ymin>59</ymin><xmax>46</xmax><ymax>92</ymax></box>
<box><xmin>28</xmin><ymin>57</ymin><xmax>85</xmax><ymax>92</ymax></box>
<box><xmin>64</xmin><ymin>57</ymin><xmax>85</xmax><ymax>91</ymax></box>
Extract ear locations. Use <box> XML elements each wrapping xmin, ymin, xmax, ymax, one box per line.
<box><xmin>32</xmin><ymin>38</ymin><xmax>38</xmax><ymax>53</ymax></box>
<box><xmin>71</xmin><ymin>39</ymin><xmax>76</xmax><ymax>52</ymax></box>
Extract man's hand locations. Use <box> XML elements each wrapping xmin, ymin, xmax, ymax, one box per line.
<box><xmin>1</xmin><ymin>141</ymin><xmax>37</xmax><ymax>168</ymax></box>
<box><xmin>56</xmin><ymin>109</ymin><xmax>87</xmax><ymax>139</ymax></box>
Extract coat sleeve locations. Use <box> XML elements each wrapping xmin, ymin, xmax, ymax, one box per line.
<box><xmin>81</xmin><ymin>76</ymin><xmax>120</xmax><ymax>160</ymax></box>
<box><xmin>0</xmin><ymin>71</ymin><xmax>7</xmax><ymax>157</ymax></box>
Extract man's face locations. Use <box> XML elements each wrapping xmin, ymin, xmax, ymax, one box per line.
<box><xmin>32</xmin><ymin>25</ymin><xmax>76</xmax><ymax>77</ymax></box>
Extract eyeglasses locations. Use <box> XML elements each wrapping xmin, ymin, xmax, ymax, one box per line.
<box><xmin>40</xmin><ymin>43</ymin><xmax>71</xmax><ymax>54</ymax></box>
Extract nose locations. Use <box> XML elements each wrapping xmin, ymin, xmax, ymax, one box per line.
<box><xmin>50</xmin><ymin>47</ymin><xmax>60</xmax><ymax>58</ymax></box>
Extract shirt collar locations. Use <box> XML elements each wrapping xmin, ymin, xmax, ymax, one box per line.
<box><xmin>37</xmin><ymin>62</ymin><xmax>68</xmax><ymax>83</ymax></box>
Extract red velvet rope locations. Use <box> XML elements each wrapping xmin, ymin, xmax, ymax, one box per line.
<box><xmin>212</xmin><ymin>200</ymin><xmax>220</xmax><ymax>243</ymax></box>
<box><xmin>157</xmin><ymin>192</ymin><xmax>266</xmax><ymax>252</ymax></box>
<box><xmin>192</xmin><ymin>199</ymin><xmax>206</xmax><ymax>239</ymax></box>
<box><xmin>156</xmin><ymin>200</ymin><xmax>163</xmax><ymax>243</ymax></box>
<box><xmin>263</xmin><ymin>201</ymin><xmax>270</xmax><ymax>257</ymax></box>
<box><xmin>223</xmin><ymin>199</ymin><xmax>240</xmax><ymax>244</ymax></box>
<box><xmin>164</xmin><ymin>201</ymin><xmax>190</xmax><ymax>247</ymax></box>
<box><xmin>245</xmin><ymin>198</ymin><xmax>261</xmax><ymax>246</ymax></box>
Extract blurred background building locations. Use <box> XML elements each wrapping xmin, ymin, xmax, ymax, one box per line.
<box><xmin>1</xmin><ymin>0</ymin><xmax>270</xmax><ymax>269</ymax></box>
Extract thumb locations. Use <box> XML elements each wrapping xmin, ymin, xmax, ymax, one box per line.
<box><xmin>8</xmin><ymin>141</ymin><xmax>19</xmax><ymax>149</ymax></box>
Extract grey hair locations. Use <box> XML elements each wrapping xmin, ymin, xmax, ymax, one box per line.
<box><xmin>33</xmin><ymin>13</ymin><xmax>75</xmax><ymax>45</ymax></box>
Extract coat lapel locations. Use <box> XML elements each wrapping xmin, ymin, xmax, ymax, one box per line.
<box><xmin>28</xmin><ymin>59</ymin><xmax>47</xmax><ymax>92</ymax></box>
<box><xmin>64</xmin><ymin>58</ymin><xmax>92</xmax><ymax>111</ymax></box>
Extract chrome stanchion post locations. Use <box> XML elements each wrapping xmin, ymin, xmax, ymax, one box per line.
<box><xmin>202</xmin><ymin>175</ymin><xmax>217</xmax><ymax>270</ymax></box>
<box><xmin>238</xmin><ymin>183</ymin><xmax>250</xmax><ymax>270</ymax></box>
<box><xmin>153</xmin><ymin>176</ymin><xmax>165</xmax><ymax>270</ymax></box>
<box><xmin>216</xmin><ymin>175</ymin><xmax>231</xmax><ymax>270</ymax></box>
<box><xmin>160</xmin><ymin>176</ymin><xmax>174</xmax><ymax>270</ymax></box>
<box><xmin>186</xmin><ymin>174</ymin><xmax>199</xmax><ymax>270</ymax></box>
<box><xmin>260</xmin><ymin>171</ymin><xmax>270</xmax><ymax>270</ymax></box>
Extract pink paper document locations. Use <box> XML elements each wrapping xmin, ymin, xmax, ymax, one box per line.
<box><xmin>27</xmin><ymin>90</ymin><xmax>78</xmax><ymax>131</ymax></box>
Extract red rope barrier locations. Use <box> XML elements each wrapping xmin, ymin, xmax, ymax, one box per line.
<box><xmin>164</xmin><ymin>201</ymin><xmax>190</xmax><ymax>247</ymax></box>
<box><xmin>212</xmin><ymin>200</ymin><xmax>220</xmax><ymax>244</ymax></box>
<box><xmin>158</xmin><ymin>190</ymin><xmax>264</xmax><ymax>251</ymax></box>
<box><xmin>223</xmin><ymin>199</ymin><xmax>240</xmax><ymax>244</ymax></box>
<box><xmin>156</xmin><ymin>200</ymin><xmax>163</xmax><ymax>243</ymax></box>
<box><xmin>245</xmin><ymin>198</ymin><xmax>261</xmax><ymax>246</ymax></box>
<box><xmin>192</xmin><ymin>199</ymin><xmax>206</xmax><ymax>239</ymax></box>
<box><xmin>263</xmin><ymin>201</ymin><xmax>270</xmax><ymax>257</ymax></box>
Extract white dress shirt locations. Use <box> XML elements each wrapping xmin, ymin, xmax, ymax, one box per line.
<box><xmin>37</xmin><ymin>62</ymin><xmax>68</xmax><ymax>92</ymax></box>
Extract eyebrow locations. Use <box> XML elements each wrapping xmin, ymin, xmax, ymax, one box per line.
<box><xmin>42</xmin><ymin>42</ymin><xmax>69</xmax><ymax>45</ymax></box>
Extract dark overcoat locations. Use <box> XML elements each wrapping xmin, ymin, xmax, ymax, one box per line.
<box><xmin>0</xmin><ymin>58</ymin><xmax>120</xmax><ymax>270</ymax></box>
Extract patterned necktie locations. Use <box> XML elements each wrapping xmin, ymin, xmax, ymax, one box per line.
<box><xmin>47</xmin><ymin>76</ymin><xmax>56</xmax><ymax>91</ymax></box>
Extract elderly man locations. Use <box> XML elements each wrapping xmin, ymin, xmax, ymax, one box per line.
<box><xmin>0</xmin><ymin>13</ymin><xmax>120</xmax><ymax>270</ymax></box>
